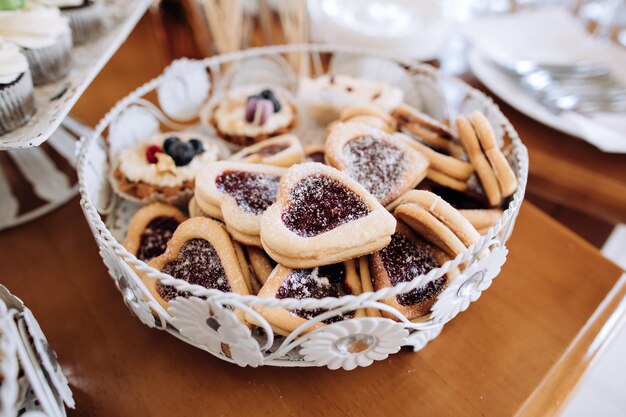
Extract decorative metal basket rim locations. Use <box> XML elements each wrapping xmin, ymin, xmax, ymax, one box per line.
<box><xmin>77</xmin><ymin>43</ymin><xmax>529</xmax><ymax>312</ymax></box>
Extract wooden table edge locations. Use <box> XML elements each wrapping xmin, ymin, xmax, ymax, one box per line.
<box><xmin>515</xmin><ymin>270</ymin><xmax>626</xmax><ymax>417</ymax></box>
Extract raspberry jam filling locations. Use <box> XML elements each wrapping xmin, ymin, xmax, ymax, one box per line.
<box><xmin>281</xmin><ymin>174</ymin><xmax>370</xmax><ymax>237</ymax></box>
<box><xmin>306</xmin><ymin>151</ymin><xmax>325</xmax><ymax>164</ymax></box>
<box><xmin>379</xmin><ymin>233</ymin><xmax>445</xmax><ymax>306</ymax></box>
<box><xmin>137</xmin><ymin>216</ymin><xmax>180</xmax><ymax>261</ymax></box>
<box><xmin>276</xmin><ymin>263</ymin><xmax>354</xmax><ymax>323</ymax></box>
<box><xmin>343</xmin><ymin>136</ymin><xmax>408</xmax><ymax>201</ymax></box>
<box><xmin>157</xmin><ymin>238</ymin><xmax>230</xmax><ymax>301</ymax></box>
<box><xmin>215</xmin><ymin>170</ymin><xmax>281</xmax><ymax>215</ymax></box>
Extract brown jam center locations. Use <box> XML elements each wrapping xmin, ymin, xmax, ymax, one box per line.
<box><xmin>343</xmin><ymin>136</ymin><xmax>408</xmax><ymax>201</ymax></box>
<box><xmin>157</xmin><ymin>238</ymin><xmax>230</xmax><ymax>301</ymax></box>
<box><xmin>306</xmin><ymin>151</ymin><xmax>325</xmax><ymax>164</ymax></box>
<box><xmin>276</xmin><ymin>264</ymin><xmax>354</xmax><ymax>323</ymax></box>
<box><xmin>379</xmin><ymin>233</ymin><xmax>445</xmax><ymax>306</ymax></box>
<box><xmin>281</xmin><ymin>174</ymin><xmax>370</xmax><ymax>237</ymax></box>
<box><xmin>215</xmin><ymin>170</ymin><xmax>281</xmax><ymax>215</ymax></box>
<box><xmin>136</xmin><ymin>216</ymin><xmax>180</xmax><ymax>261</ymax></box>
<box><xmin>242</xmin><ymin>144</ymin><xmax>289</xmax><ymax>158</ymax></box>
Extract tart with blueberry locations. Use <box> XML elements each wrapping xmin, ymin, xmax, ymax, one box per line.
<box><xmin>112</xmin><ymin>132</ymin><xmax>220</xmax><ymax>205</ymax></box>
<box><xmin>201</xmin><ymin>85</ymin><xmax>297</xmax><ymax>146</ymax></box>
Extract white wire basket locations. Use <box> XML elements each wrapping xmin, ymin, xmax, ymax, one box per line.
<box><xmin>0</xmin><ymin>286</ymin><xmax>74</xmax><ymax>417</ymax></box>
<box><xmin>77</xmin><ymin>44</ymin><xmax>528</xmax><ymax>370</ymax></box>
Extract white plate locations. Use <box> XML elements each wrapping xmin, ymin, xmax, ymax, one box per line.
<box><xmin>468</xmin><ymin>48</ymin><xmax>626</xmax><ymax>153</ymax></box>
<box><xmin>0</xmin><ymin>0</ymin><xmax>151</xmax><ymax>150</ymax></box>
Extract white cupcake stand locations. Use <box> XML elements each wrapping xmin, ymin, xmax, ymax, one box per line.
<box><xmin>0</xmin><ymin>0</ymin><xmax>151</xmax><ymax>231</ymax></box>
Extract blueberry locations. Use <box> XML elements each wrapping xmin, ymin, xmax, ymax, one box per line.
<box><xmin>189</xmin><ymin>139</ymin><xmax>204</xmax><ymax>154</ymax></box>
<box><xmin>163</xmin><ymin>136</ymin><xmax>180</xmax><ymax>154</ymax></box>
<box><xmin>260</xmin><ymin>89</ymin><xmax>274</xmax><ymax>100</ymax></box>
<box><xmin>164</xmin><ymin>141</ymin><xmax>193</xmax><ymax>166</ymax></box>
<box><xmin>270</xmin><ymin>97</ymin><xmax>281</xmax><ymax>112</ymax></box>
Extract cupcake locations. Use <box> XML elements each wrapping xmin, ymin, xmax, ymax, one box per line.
<box><xmin>201</xmin><ymin>85</ymin><xmax>297</xmax><ymax>146</ymax></box>
<box><xmin>0</xmin><ymin>38</ymin><xmax>35</xmax><ymax>135</ymax></box>
<box><xmin>0</xmin><ymin>5</ymin><xmax>72</xmax><ymax>85</ymax></box>
<box><xmin>33</xmin><ymin>0</ymin><xmax>103</xmax><ymax>45</ymax></box>
<box><xmin>112</xmin><ymin>132</ymin><xmax>222</xmax><ymax>206</ymax></box>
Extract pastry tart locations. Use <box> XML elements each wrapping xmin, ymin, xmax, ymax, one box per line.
<box><xmin>123</xmin><ymin>203</ymin><xmax>187</xmax><ymax>262</ymax></box>
<box><xmin>367</xmin><ymin>221</ymin><xmax>454</xmax><ymax>321</ymax></box>
<box><xmin>112</xmin><ymin>132</ymin><xmax>220</xmax><ymax>205</ymax></box>
<box><xmin>228</xmin><ymin>133</ymin><xmax>304</xmax><ymax>167</ymax></box>
<box><xmin>260</xmin><ymin>162</ymin><xmax>396</xmax><ymax>268</ymax></box>
<box><xmin>247</xmin><ymin>260</ymin><xmax>364</xmax><ymax>335</ymax></box>
<box><xmin>326</xmin><ymin>122</ymin><xmax>428</xmax><ymax>207</ymax></box>
<box><xmin>456</xmin><ymin>112</ymin><xmax>518</xmax><ymax>207</ymax></box>
<box><xmin>195</xmin><ymin>161</ymin><xmax>286</xmax><ymax>246</ymax></box>
<box><xmin>298</xmin><ymin>74</ymin><xmax>404</xmax><ymax>124</ymax></box>
<box><xmin>394</xmin><ymin>190</ymin><xmax>480</xmax><ymax>258</ymax></box>
<box><xmin>202</xmin><ymin>85</ymin><xmax>297</xmax><ymax>146</ymax></box>
<box><xmin>143</xmin><ymin>217</ymin><xmax>249</xmax><ymax>312</ymax></box>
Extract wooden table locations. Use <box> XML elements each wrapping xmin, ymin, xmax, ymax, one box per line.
<box><xmin>1</xmin><ymin>15</ymin><xmax>625</xmax><ymax>417</ymax></box>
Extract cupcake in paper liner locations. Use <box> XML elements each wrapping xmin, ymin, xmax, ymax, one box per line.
<box><xmin>0</xmin><ymin>5</ymin><xmax>73</xmax><ymax>85</ymax></box>
<box><xmin>0</xmin><ymin>39</ymin><xmax>35</xmax><ymax>135</ymax></box>
<box><xmin>35</xmin><ymin>0</ymin><xmax>104</xmax><ymax>45</ymax></box>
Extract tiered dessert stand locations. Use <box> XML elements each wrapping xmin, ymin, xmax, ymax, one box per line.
<box><xmin>0</xmin><ymin>0</ymin><xmax>151</xmax><ymax>231</ymax></box>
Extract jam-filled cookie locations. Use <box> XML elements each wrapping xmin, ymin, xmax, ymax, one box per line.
<box><xmin>143</xmin><ymin>217</ymin><xmax>249</xmax><ymax>312</ymax></box>
<box><xmin>112</xmin><ymin>132</ymin><xmax>220</xmax><ymax>205</ymax></box>
<box><xmin>456</xmin><ymin>112</ymin><xmax>517</xmax><ymax>207</ymax></box>
<box><xmin>260</xmin><ymin>162</ymin><xmax>396</xmax><ymax>268</ymax></box>
<box><xmin>298</xmin><ymin>74</ymin><xmax>404</xmax><ymax>124</ymax></box>
<box><xmin>202</xmin><ymin>85</ymin><xmax>297</xmax><ymax>146</ymax></box>
<box><xmin>419</xmin><ymin>180</ymin><xmax>503</xmax><ymax>234</ymax></box>
<box><xmin>395</xmin><ymin>132</ymin><xmax>473</xmax><ymax>192</ymax></box>
<box><xmin>228</xmin><ymin>134</ymin><xmax>305</xmax><ymax>167</ymax></box>
<box><xmin>303</xmin><ymin>145</ymin><xmax>326</xmax><ymax>164</ymax></box>
<box><xmin>123</xmin><ymin>203</ymin><xmax>187</xmax><ymax>262</ymax></box>
<box><xmin>367</xmin><ymin>221</ymin><xmax>455</xmax><ymax>321</ymax></box>
<box><xmin>338</xmin><ymin>106</ymin><xmax>397</xmax><ymax>133</ymax></box>
<box><xmin>392</xmin><ymin>103</ymin><xmax>457</xmax><ymax>153</ymax></box>
<box><xmin>246</xmin><ymin>260</ymin><xmax>365</xmax><ymax>335</ymax></box>
<box><xmin>394</xmin><ymin>190</ymin><xmax>480</xmax><ymax>258</ymax></box>
<box><xmin>325</xmin><ymin>122</ymin><xmax>428</xmax><ymax>207</ymax></box>
<box><xmin>195</xmin><ymin>161</ymin><xmax>286</xmax><ymax>246</ymax></box>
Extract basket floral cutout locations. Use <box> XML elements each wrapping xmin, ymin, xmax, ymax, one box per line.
<box><xmin>169</xmin><ymin>297</ymin><xmax>263</xmax><ymax>367</ymax></box>
<box><xmin>77</xmin><ymin>44</ymin><xmax>529</xmax><ymax>368</ymax></box>
<box><xmin>430</xmin><ymin>243</ymin><xmax>508</xmax><ymax>324</ymax></box>
<box><xmin>300</xmin><ymin>318</ymin><xmax>408</xmax><ymax>370</ymax></box>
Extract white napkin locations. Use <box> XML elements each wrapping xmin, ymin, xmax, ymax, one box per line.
<box><xmin>461</xmin><ymin>7</ymin><xmax>626</xmax><ymax>153</ymax></box>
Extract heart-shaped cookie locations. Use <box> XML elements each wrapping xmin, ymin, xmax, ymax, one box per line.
<box><xmin>419</xmin><ymin>180</ymin><xmax>503</xmax><ymax>234</ymax></box>
<box><xmin>261</xmin><ymin>163</ymin><xmax>397</xmax><ymax>268</ymax></box>
<box><xmin>394</xmin><ymin>190</ymin><xmax>480</xmax><ymax>258</ymax></box>
<box><xmin>124</xmin><ymin>203</ymin><xmax>187</xmax><ymax>262</ymax></box>
<box><xmin>228</xmin><ymin>133</ymin><xmax>305</xmax><ymax>167</ymax></box>
<box><xmin>195</xmin><ymin>161</ymin><xmax>287</xmax><ymax>246</ymax></box>
<box><xmin>325</xmin><ymin>122</ymin><xmax>428</xmax><ymax>207</ymax></box>
<box><xmin>143</xmin><ymin>217</ymin><xmax>249</xmax><ymax>311</ymax></box>
<box><xmin>394</xmin><ymin>132</ymin><xmax>473</xmax><ymax>192</ymax></box>
<box><xmin>457</xmin><ymin>112</ymin><xmax>517</xmax><ymax>206</ymax></box>
<box><xmin>366</xmin><ymin>221</ymin><xmax>455</xmax><ymax>321</ymax></box>
<box><xmin>246</xmin><ymin>260</ymin><xmax>364</xmax><ymax>335</ymax></box>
